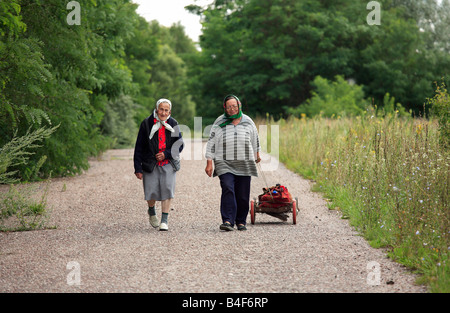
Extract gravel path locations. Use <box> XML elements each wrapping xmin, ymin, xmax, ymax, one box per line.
<box><xmin>0</xmin><ymin>140</ymin><xmax>427</xmax><ymax>293</ymax></box>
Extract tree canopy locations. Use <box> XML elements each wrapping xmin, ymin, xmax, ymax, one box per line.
<box><xmin>1</xmin><ymin>0</ymin><xmax>198</xmax><ymax>179</ymax></box>
<box><xmin>187</xmin><ymin>0</ymin><xmax>450</xmax><ymax>118</ymax></box>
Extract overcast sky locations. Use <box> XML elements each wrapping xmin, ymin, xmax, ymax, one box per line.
<box><xmin>132</xmin><ymin>0</ymin><xmax>211</xmax><ymax>42</ymax></box>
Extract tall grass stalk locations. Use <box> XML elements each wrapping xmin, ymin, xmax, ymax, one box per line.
<box><xmin>270</xmin><ymin>109</ymin><xmax>449</xmax><ymax>292</ymax></box>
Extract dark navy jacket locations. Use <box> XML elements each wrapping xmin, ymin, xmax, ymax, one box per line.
<box><xmin>133</xmin><ymin>114</ymin><xmax>184</xmax><ymax>173</ymax></box>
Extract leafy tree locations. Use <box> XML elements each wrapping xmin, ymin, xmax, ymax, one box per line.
<box><xmin>1</xmin><ymin>0</ymin><xmax>199</xmax><ymax>180</ymax></box>
<box><xmin>124</xmin><ymin>16</ymin><xmax>160</xmax><ymax>126</ymax></box>
<box><xmin>1</xmin><ymin>0</ymin><xmax>139</xmax><ymax>178</ymax></box>
<box><xmin>188</xmin><ymin>0</ymin><xmax>450</xmax><ymax>119</ymax></box>
<box><xmin>124</xmin><ymin>19</ymin><xmax>197</xmax><ymax>127</ymax></box>
<box><xmin>101</xmin><ymin>94</ymin><xmax>138</xmax><ymax>148</ymax></box>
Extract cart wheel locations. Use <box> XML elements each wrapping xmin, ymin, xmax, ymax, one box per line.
<box><xmin>292</xmin><ymin>199</ymin><xmax>297</xmax><ymax>225</ymax></box>
<box><xmin>250</xmin><ymin>200</ymin><xmax>255</xmax><ymax>224</ymax></box>
<box><xmin>295</xmin><ymin>197</ymin><xmax>299</xmax><ymax>213</ymax></box>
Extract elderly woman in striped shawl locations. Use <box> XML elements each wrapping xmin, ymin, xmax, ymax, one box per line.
<box><xmin>205</xmin><ymin>95</ymin><xmax>261</xmax><ymax>231</ymax></box>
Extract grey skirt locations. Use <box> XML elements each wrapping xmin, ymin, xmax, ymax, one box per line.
<box><xmin>143</xmin><ymin>164</ymin><xmax>176</xmax><ymax>201</ymax></box>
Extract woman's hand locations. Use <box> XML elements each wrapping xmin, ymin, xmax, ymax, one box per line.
<box><xmin>155</xmin><ymin>152</ymin><xmax>165</xmax><ymax>162</ymax></box>
<box><xmin>255</xmin><ymin>152</ymin><xmax>261</xmax><ymax>163</ymax></box>
<box><xmin>135</xmin><ymin>172</ymin><xmax>143</xmax><ymax>180</ymax></box>
<box><xmin>205</xmin><ymin>160</ymin><xmax>213</xmax><ymax>177</ymax></box>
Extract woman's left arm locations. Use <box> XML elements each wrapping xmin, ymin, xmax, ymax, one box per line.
<box><xmin>250</xmin><ymin>121</ymin><xmax>261</xmax><ymax>163</ymax></box>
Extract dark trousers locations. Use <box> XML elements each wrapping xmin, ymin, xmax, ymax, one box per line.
<box><xmin>219</xmin><ymin>173</ymin><xmax>251</xmax><ymax>226</ymax></box>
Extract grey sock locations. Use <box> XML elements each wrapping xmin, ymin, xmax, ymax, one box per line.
<box><xmin>148</xmin><ymin>206</ymin><xmax>156</xmax><ymax>216</ymax></box>
<box><xmin>161</xmin><ymin>212</ymin><xmax>169</xmax><ymax>224</ymax></box>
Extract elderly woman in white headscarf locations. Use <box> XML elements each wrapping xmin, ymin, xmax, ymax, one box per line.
<box><xmin>134</xmin><ymin>99</ymin><xmax>183</xmax><ymax>231</ymax></box>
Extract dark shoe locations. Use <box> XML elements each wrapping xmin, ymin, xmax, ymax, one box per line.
<box><xmin>237</xmin><ymin>224</ymin><xmax>247</xmax><ymax>231</ymax></box>
<box><xmin>220</xmin><ymin>222</ymin><xmax>234</xmax><ymax>231</ymax></box>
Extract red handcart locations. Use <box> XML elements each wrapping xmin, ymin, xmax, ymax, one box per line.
<box><xmin>250</xmin><ymin>184</ymin><xmax>299</xmax><ymax>224</ymax></box>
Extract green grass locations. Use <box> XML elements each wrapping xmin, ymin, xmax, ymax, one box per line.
<box><xmin>259</xmin><ymin>109</ymin><xmax>449</xmax><ymax>292</ymax></box>
<box><xmin>0</xmin><ymin>180</ymin><xmax>53</xmax><ymax>232</ymax></box>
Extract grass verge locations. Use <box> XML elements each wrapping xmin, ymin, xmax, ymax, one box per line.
<box><xmin>259</xmin><ymin>109</ymin><xmax>449</xmax><ymax>292</ymax></box>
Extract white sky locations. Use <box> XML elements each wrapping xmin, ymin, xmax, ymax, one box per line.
<box><xmin>132</xmin><ymin>0</ymin><xmax>212</xmax><ymax>42</ymax></box>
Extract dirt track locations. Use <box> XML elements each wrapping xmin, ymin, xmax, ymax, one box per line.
<box><xmin>0</xmin><ymin>141</ymin><xmax>427</xmax><ymax>293</ymax></box>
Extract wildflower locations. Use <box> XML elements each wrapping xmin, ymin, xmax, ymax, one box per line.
<box><xmin>415</xmin><ymin>230</ymin><xmax>420</xmax><ymax>235</ymax></box>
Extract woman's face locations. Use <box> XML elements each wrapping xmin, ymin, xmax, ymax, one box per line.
<box><xmin>225</xmin><ymin>98</ymin><xmax>239</xmax><ymax>115</ymax></box>
<box><xmin>157</xmin><ymin>102</ymin><xmax>171</xmax><ymax>121</ymax></box>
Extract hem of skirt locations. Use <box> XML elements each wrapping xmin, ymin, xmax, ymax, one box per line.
<box><xmin>144</xmin><ymin>196</ymin><xmax>174</xmax><ymax>201</ymax></box>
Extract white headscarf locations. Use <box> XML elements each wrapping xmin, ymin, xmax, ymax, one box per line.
<box><xmin>149</xmin><ymin>99</ymin><xmax>175</xmax><ymax>139</ymax></box>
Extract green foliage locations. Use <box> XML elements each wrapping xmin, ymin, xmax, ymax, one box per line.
<box><xmin>0</xmin><ymin>35</ymin><xmax>52</xmax><ymax>138</ymax></box>
<box><xmin>0</xmin><ymin>126</ymin><xmax>58</xmax><ymax>184</ymax></box>
<box><xmin>124</xmin><ymin>18</ymin><xmax>197</xmax><ymax>127</ymax></box>
<box><xmin>376</xmin><ymin>92</ymin><xmax>410</xmax><ymax>117</ymax></box>
<box><xmin>1</xmin><ymin>0</ymin><xmax>198</xmax><ymax>179</ymax></box>
<box><xmin>124</xmin><ymin>17</ymin><xmax>160</xmax><ymax>125</ymax></box>
<box><xmin>150</xmin><ymin>44</ymin><xmax>196</xmax><ymax>124</ymax></box>
<box><xmin>189</xmin><ymin>0</ymin><xmax>450</xmax><ymax>119</ymax></box>
<box><xmin>0</xmin><ymin>0</ymin><xmax>26</xmax><ymax>38</ymax></box>
<box><xmin>428</xmin><ymin>81</ymin><xmax>450</xmax><ymax>148</ymax></box>
<box><xmin>0</xmin><ymin>182</ymin><xmax>52</xmax><ymax>231</ymax></box>
<box><xmin>101</xmin><ymin>94</ymin><xmax>138</xmax><ymax>148</ymax></box>
<box><xmin>286</xmin><ymin>75</ymin><xmax>369</xmax><ymax>117</ymax></box>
